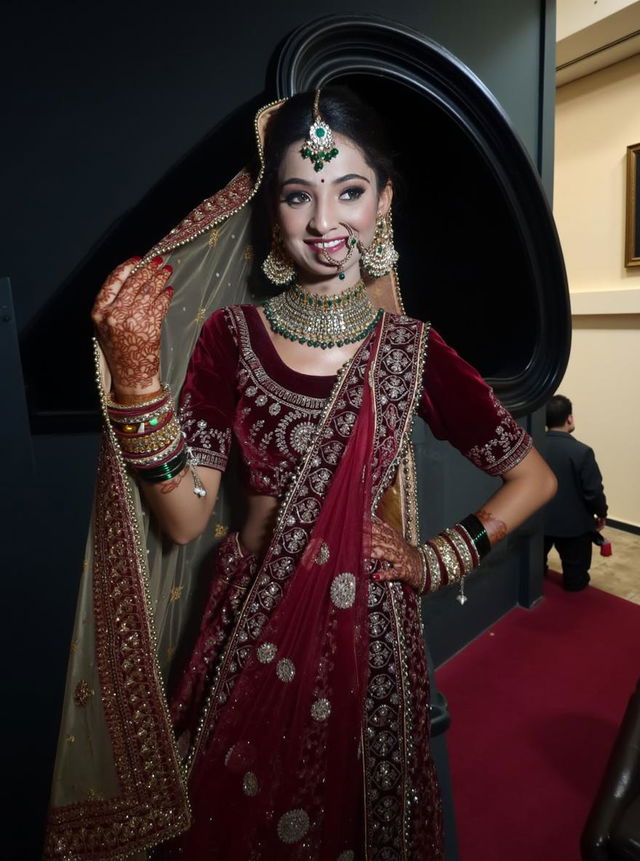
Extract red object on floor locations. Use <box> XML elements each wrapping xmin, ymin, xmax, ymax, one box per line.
<box><xmin>436</xmin><ymin>573</ymin><xmax>640</xmax><ymax>861</ymax></box>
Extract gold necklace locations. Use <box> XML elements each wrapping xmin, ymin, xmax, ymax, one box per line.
<box><xmin>263</xmin><ymin>281</ymin><xmax>382</xmax><ymax>349</ymax></box>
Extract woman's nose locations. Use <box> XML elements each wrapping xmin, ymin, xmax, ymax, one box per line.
<box><xmin>308</xmin><ymin>197</ymin><xmax>334</xmax><ymax>234</ymax></box>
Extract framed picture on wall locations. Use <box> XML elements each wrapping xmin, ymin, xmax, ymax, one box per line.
<box><xmin>626</xmin><ymin>142</ymin><xmax>640</xmax><ymax>268</ymax></box>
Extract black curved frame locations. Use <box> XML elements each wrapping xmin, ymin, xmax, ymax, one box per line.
<box><xmin>275</xmin><ymin>14</ymin><xmax>570</xmax><ymax>416</ymax></box>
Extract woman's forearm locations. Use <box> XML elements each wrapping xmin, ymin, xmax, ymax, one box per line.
<box><xmin>139</xmin><ymin>464</ymin><xmax>222</xmax><ymax>545</ymax></box>
<box><xmin>476</xmin><ymin>446</ymin><xmax>557</xmax><ymax>544</ymax></box>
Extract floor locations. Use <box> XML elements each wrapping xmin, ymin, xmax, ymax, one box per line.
<box><xmin>546</xmin><ymin>525</ymin><xmax>640</xmax><ymax>605</ymax></box>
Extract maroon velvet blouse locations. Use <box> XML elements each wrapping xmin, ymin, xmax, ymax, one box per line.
<box><xmin>179</xmin><ymin>305</ymin><xmax>531</xmax><ymax>497</ymax></box>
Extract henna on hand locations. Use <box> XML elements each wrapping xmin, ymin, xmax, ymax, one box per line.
<box><xmin>370</xmin><ymin>519</ymin><xmax>423</xmax><ymax>592</ymax></box>
<box><xmin>92</xmin><ymin>256</ymin><xmax>174</xmax><ymax>393</ymax></box>
<box><xmin>475</xmin><ymin>507</ymin><xmax>508</xmax><ymax>544</ymax></box>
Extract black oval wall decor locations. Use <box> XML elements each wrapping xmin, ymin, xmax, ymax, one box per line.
<box><xmin>276</xmin><ymin>14</ymin><xmax>570</xmax><ymax>416</ymax></box>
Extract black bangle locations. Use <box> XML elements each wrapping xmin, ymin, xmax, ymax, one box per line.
<box><xmin>459</xmin><ymin>513</ymin><xmax>491</xmax><ymax>559</ymax></box>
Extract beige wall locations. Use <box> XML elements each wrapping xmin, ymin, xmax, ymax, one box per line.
<box><xmin>557</xmin><ymin>0</ymin><xmax>638</xmax><ymax>40</ymax></box>
<box><xmin>554</xmin><ymin>54</ymin><xmax>640</xmax><ymax>527</ymax></box>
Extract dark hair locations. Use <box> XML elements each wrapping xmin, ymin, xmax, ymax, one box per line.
<box><xmin>546</xmin><ymin>394</ymin><xmax>572</xmax><ymax>428</ymax></box>
<box><xmin>262</xmin><ymin>86</ymin><xmax>395</xmax><ymax>203</ymax></box>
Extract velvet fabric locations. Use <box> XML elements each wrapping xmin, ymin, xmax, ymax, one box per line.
<box><xmin>154</xmin><ymin>307</ymin><xmax>532</xmax><ymax>859</ymax></box>
<box><xmin>180</xmin><ymin>305</ymin><xmax>532</xmax><ymax>497</ymax></box>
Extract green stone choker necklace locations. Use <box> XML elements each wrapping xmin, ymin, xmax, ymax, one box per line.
<box><xmin>263</xmin><ymin>281</ymin><xmax>382</xmax><ymax>349</ymax></box>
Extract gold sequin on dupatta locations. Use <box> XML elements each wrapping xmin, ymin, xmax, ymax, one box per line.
<box><xmin>242</xmin><ymin>771</ymin><xmax>260</xmax><ymax>797</ymax></box>
<box><xmin>330</xmin><ymin>572</ymin><xmax>356</xmax><ymax>609</ymax></box>
<box><xmin>310</xmin><ymin>698</ymin><xmax>332</xmax><ymax>721</ymax></box>
<box><xmin>276</xmin><ymin>658</ymin><xmax>296</xmax><ymax>683</ymax></box>
<box><xmin>277</xmin><ymin>808</ymin><xmax>310</xmax><ymax>844</ymax></box>
<box><xmin>73</xmin><ymin>679</ymin><xmax>94</xmax><ymax>707</ymax></box>
<box><xmin>315</xmin><ymin>541</ymin><xmax>330</xmax><ymax>565</ymax></box>
<box><xmin>257</xmin><ymin>642</ymin><xmax>277</xmax><ymax>664</ymax></box>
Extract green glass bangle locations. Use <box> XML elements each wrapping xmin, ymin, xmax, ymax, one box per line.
<box><xmin>459</xmin><ymin>513</ymin><xmax>491</xmax><ymax>559</ymax></box>
<box><xmin>135</xmin><ymin>451</ymin><xmax>188</xmax><ymax>483</ymax></box>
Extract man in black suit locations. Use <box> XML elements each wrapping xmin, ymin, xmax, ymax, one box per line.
<box><xmin>543</xmin><ymin>394</ymin><xmax>608</xmax><ymax>591</ymax></box>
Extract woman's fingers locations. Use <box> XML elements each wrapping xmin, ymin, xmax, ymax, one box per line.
<box><xmin>142</xmin><ymin>264</ymin><xmax>173</xmax><ymax>300</ymax></box>
<box><xmin>370</xmin><ymin>519</ymin><xmax>422</xmax><ymax>590</ymax></box>
<box><xmin>123</xmin><ymin>257</ymin><xmax>166</xmax><ymax>301</ymax></box>
<box><xmin>92</xmin><ymin>257</ymin><xmax>140</xmax><ymax>320</ymax></box>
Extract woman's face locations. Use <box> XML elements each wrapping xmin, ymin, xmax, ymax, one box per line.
<box><xmin>275</xmin><ymin>133</ymin><xmax>392</xmax><ymax>289</ymax></box>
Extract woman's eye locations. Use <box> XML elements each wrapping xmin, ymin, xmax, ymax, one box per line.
<box><xmin>282</xmin><ymin>190</ymin><xmax>311</xmax><ymax>206</ymax></box>
<box><xmin>339</xmin><ymin>186</ymin><xmax>365</xmax><ymax>201</ymax></box>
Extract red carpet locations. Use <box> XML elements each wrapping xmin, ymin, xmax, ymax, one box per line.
<box><xmin>436</xmin><ymin>573</ymin><xmax>640</xmax><ymax>861</ymax></box>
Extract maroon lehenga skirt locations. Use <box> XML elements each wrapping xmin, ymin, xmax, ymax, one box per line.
<box><xmin>156</xmin><ymin>533</ymin><xmax>444</xmax><ymax>859</ymax></box>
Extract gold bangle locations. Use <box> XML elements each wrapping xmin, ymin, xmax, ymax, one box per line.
<box><xmin>107</xmin><ymin>383</ymin><xmax>168</xmax><ymax>409</ymax></box>
<box><xmin>444</xmin><ymin>527</ymin><xmax>475</xmax><ymax>576</ymax></box>
<box><xmin>431</xmin><ymin>535</ymin><xmax>462</xmax><ymax>584</ymax></box>
<box><xmin>119</xmin><ymin>418</ymin><xmax>181</xmax><ymax>454</ymax></box>
<box><xmin>422</xmin><ymin>542</ymin><xmax>443</xmax><ymax>592</ymax></box>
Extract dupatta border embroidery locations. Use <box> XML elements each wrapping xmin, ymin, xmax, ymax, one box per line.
<box><xmin>45</xmin><ymin>160</ymin><xmax>265</xmax><ymax>861</ymax></box>
<box><xmin>45</xmin><ymin>365</ymin><xmax>192</xmax><ymax>859</ymax></box>
<box><xmin>361</xmin><ymin>315</ymin><xmax>430</xmax><ymax>860</ymax></box>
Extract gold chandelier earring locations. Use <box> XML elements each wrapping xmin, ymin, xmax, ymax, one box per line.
<box><xmin>262</xmin><ymin>225</ymin><xmax>296</xmax><ymax>286</ymax></box>
<box><xmin>358</xmin><ymin>212</ymin><xmax>399</xmax><ymax>278</ymax></box>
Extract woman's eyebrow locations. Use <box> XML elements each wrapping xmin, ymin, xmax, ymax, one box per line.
<box><xmin>281</xmin><ymin>177</ymin><xmax>314</xmax><ymax>188</ymax></box>
<box><xmin>333</xmin><ymin>173</ymin><xmax>370</xmax><ymax>184</ymax></box>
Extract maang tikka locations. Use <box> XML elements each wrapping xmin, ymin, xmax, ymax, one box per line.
<box><xmin>300</xmin><ymin>89</ymin><xmax>339</xmax><ymax>172</ymax></box>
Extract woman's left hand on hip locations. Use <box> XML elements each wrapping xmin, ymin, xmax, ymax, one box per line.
<box><xmin>370</xmin><ymin>519</ymin><xmax>422</xmax><ymax>592</ymax></box>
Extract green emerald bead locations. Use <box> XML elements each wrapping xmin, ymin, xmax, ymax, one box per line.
<box><xmin>149</xmin><ymin>417</ymin><xmax>159</xmax><ymax>426</ymax></box>
<box><xmin>337</xmin><ymin>340</ymin><xmax>343</xmax><ymax>347</ymax></box>
<box><xmin>299</xmin><ymin>337</ymin><xmax>306</xmax><ymax>344</ymax></box>
<box><xmin>338</xmin><ymin>272</ymin><xmax>346</xmax><ymax>280</ymax></box>
<box><xmin>316</xmin><ymin>127</ymin><xmax>325</xmax><ymax>138</ymax></box>
<box><xmin>331</xmin><ymin>148</ymin><xmax>338</xmax><ymax>156</ymax></box>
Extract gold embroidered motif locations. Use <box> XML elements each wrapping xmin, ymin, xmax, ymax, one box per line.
<box><xmin>244</xmin><ymin>244</ymin><xmax>254</xmax><ymax>261</ymax></box>
<box><xmin>242</xmin><ymin>771</ymin><xmax>260</xmax><ymax>796</ymax></box>
<box><xmin>330</xmin><ymin>572</ymin><xmax>356</xmax><ymax>609</ymax></box>
<box><xmin>310</xmin><ymin>698</ymin><xmax>332</xmax><ymax>721</ymax></box>
<box><xmin>214</xmin><ymin>523</ymin><xmax>230</xmax><ymax>539</ymax></box>
<box><xmin>69</xmin><ymin>639</ymin><xmax>78</xmax><ymax>654</ymax></box>
<box><xmin>276</xmin><ymin>658</ymin><xmax>296</xmax><ymax>683</ymax></box>
<box><xmin>193</xmin><ymin>307</ymin><xmax>207</xmax><ymax>325</ymax></box>
<box><xmin>169</xmin><ymin>586</ymin><xmax>183</xmax><ymax>602</ymax></box>
<box><xmin>257</xmin><ymin>642</ymin><xmax>277</xmax><ymax>664</ymax></box>
<box><xmin>277</xmin><ymin>809</ymin><xmax>310</xmax><ymax>844</ymax></box>
<box><xmin>208</xmin><ymin>228</ymin><xmax>220</xmax><ymax>247</ymax></box>
<box><xmin>73</xmin><ymin>680</ymin><xmax>94</xmax><ymax>707</ymax></box>
<box><xmin>314</xmin><ymin>541</ymin><xmax>330</xmax><ymax>565</ymax></box>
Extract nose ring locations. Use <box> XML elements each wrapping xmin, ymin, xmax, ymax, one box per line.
<box><xmin>317</xmin><ymin>223</ymin><xmax>359</xmax><ymax>273</ymax></box>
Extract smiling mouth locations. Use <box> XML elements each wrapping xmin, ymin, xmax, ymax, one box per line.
<box><xmin>305</xmin><ymin>237</ymin><xmax>348</xmax><ymax>253</ymax></box>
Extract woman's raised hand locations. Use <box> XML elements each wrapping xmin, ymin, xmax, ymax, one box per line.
<box><xmin>370</xmin><ymin>518</ymin><xmax>423</xmax><ymax>592</ymax></box>
<box><xmin>91</xmin><ymin>256</ymin><xmax>174</xmax><ymax>397</ymax></box>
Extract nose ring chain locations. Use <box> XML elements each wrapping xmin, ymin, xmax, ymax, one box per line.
<box><xmin>317</xmin><ymin>223</ymin><xmax>359</xmax><ymax>278</ymax></box>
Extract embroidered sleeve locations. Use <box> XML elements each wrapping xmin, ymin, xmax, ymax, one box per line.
<box><xmin>418</xmin><ymin>328</ymin><xmax>532</xmax><ymax>476</ymax></box>
<box><xmin>178</xmin><ymin>308</ymin><xmax>238</xmax><ymax>472</ymax></box>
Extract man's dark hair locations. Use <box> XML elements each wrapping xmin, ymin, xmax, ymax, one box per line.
<box><xmin>546</xmin><ymin>394</ymin><xmax>572</xmax><ymax>429</ymax></box>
